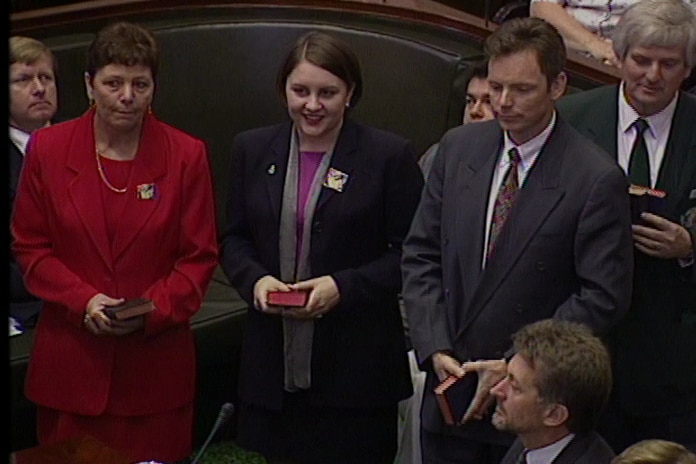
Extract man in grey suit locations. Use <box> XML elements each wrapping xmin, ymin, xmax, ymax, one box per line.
<box><xmin>401</xmin><ymin>17</ymin><xmax>633</xmax><ymax>464</ymax></box>
<box><xmin>493</xmin><ymin>319</ymin><xmax>615</xmax><ymax>464</ymax></box>
<box><xmin>556</xmin><ymin>0</ymin><xmax>696</xmax><ymax>453</ymax></box>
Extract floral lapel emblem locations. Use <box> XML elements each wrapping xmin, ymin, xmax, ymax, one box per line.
<box><xmin>323</xmin><ymin>167</ymin><xmax>348</xmax><ymax>193</ymax></box>
<box><xmin>136</xmin><ymin>183</ymin><xmax>157</xmax><ymax>200</ymax></box>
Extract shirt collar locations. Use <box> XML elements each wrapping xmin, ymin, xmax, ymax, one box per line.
<box><xmin>9</xmin><ymin>126</ymin><xmax>31</xmax><ymax>155</ymax></box>
<box><xmin>526</xmin><ymin>433</ymin><xmax>575</xmax><ymax>464</ymax></box>
<box><xmin>618</xmin><ymin>81</ymin><xmax>678</xmax><ymax>138</ymax></box>
<box><xmin>503</xmin><ymin>111</ymin><xmax>556</xmax><ymax>169</ymax></box>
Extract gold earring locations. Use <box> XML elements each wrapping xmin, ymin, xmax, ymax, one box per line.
<box><xmin>89</xmin><ymin>98</ymin><xmax>95</xmax><ymax>109</ymax></box>
<box><xmin>148</xmin><ymin>105</ymin><xmax>153</xmax><ymax>114</ymax></box>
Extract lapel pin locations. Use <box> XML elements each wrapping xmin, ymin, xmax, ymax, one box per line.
<box><xmin>323</xmin><ymin>167</ymin><xmax>349</xmax><ymax>193</ymax></box>
<box><xmin>136</xmin><ymin>183</ymin><xmax>157</xmax><ymax>200</ymax></box>
<box><xmin>267</xmin><ymin>164</ymin><xmax>277</xmax><ymax>175</ymax></box>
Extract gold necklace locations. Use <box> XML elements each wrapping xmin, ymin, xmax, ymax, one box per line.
<box><xmin>95</xmin><ymin>148</ymin><xmax>128</xmax><ymax>193</ymax></box>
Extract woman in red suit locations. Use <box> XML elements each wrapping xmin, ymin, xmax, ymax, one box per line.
<box><xmin>11</xmin><ymin>22</ymin><xmax>218</xmax><ymax>463</ymax></box>
<box><xmin>220</xmin><ymin>31</ymin><xmax>424</xmax><ymax>464</ymax></box>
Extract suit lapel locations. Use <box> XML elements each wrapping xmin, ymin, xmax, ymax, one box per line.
<box><xmin>455</xmin><ymin>127</ymin><xmax>500</xmax><ymax>301</ymax></box>
<box><xmin>111</xmin><ymin>114</ymin><xmax>168</xmax><ymax>261</ymax></box>
<box><xmin>655</xmin><ymin>92</ymin><xmax>696</xmax><ymax>214</ymax></box>
<box><xmin>585</xmin><ymin>86</ymin><xmax>620</xmax><ymax>161</ymax></box>
<box><xmin>315</xmin><ymin>121</ymin><xmax>359</xmax><ymax>213</ymax></box>
<box><xmin>66</xmin><ymin>112</ymin><xmax>113</xmax><ymax>269</ymax></box>
<box><xmin>459</xmin><ymin>120</ymin><xmax>567</xmax><ymax>334</ymax></box>
<box><xmin>267</xmin><ymin>124</ymin><xmax>293</xmax><ymax>223</ymax></box>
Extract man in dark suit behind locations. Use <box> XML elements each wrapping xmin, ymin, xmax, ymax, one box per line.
<box><xmin>401</xmin><ymin>17</ymin><xmax>634</xmax><ymax>464</ymax></box>
<box><xmin>493</xmin><ymin>319</ymin><xmax>615</xmax><ymax>464</ymax></box>
<box><xmin>557</xmin><ymin>0</ymin><xmax>696</xmax><ymax>453</ymax></box>
<box><xmin>9</xmin><ymin>36</ymin><xmax>58</xmax><ymax>326</ymax></box>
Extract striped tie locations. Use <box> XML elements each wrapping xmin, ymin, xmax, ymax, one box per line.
<box><xmin>488</xmin><ymin>147</ymin><xmax>521</xmax><ymax>259</ymax></box>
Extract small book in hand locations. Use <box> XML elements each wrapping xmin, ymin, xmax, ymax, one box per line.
<box><xmin>103</xmin><ymin>298</ymin><xmax>154</xmax><ymax>320</ymax></box>
<box><xmin>267</xmin><ymin>290</ymin><xmax>309</xmax><ymax>307</ymax></box>
<box><xmin>629</xmin><ymin>184</ymin><xmax>667</xmax><ymax>224</ymax></box>
<box><xmin>434</xmin><ymin>370</ymin><xmax>479</xmax><ymax>426</ymax></box>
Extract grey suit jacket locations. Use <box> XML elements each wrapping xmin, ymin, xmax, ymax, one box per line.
<box><xmin>558</xmin><ymin>86</ymin><xmax>696</xmax><ymax>416</ymax></box>
<box><xmin>401</xmin><ymin>117</ymin><xmax>633</xmax><ymax>444</ymax></box>
<box><xmin>500</xmin><ymin>432</ymin><xmax>615</xmax><ymax>464</ymax></box>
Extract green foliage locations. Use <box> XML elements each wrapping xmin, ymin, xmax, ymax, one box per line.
<box><xmin>196</xmin><ymin>441</ymin><xmax>266</xmax><ymax>464</ymax></box>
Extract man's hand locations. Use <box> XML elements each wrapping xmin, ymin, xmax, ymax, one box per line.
<box><xmin>432</xmin><ymin>351</ymin><xmax>465</xmax><ymax>382</ymax></box>
<box><xmin>633</xmin><ymin>213</ymin><xmax>692</xmax><ymax>259</ymax></box>
<box><xmin>459</xmin><ymin>359</ymin><xmax>507</xmax><ymax>422</ymax></box>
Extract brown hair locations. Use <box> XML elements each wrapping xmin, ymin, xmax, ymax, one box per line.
<box><xmin>512</xmin><ymin>319</ymin><xmax>611</xmax><ymax>433</ymax></box>
<box><xmin>612</xmin><ymin>439</ymin><xmax>696</xmax><ymax>464</ymax></box>
<box><xmin>86</xmin><ymin>21</ymin><xmax>159</xmax><ymax>81</ymax></box>
<box><xmin>484</xmin><ymin>17</ymin><xmax>566</xmax><ymax>86</ymax></box>
<box><xmin>276</xmin><ymin>31</ymin><xmax>363</xmax><ymax>109</ymax></box>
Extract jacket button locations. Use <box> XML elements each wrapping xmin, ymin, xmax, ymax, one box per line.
<box><xmin>536</xmin><ymin>261</ymin><xmax>546</xmax><ymax>271</ymax></box>
<box><xmin>515</xmin><ymin>304</ymin><xmax>523</xmax><ymax>314</ymax></box>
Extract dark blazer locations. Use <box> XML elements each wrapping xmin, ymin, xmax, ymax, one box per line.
<box><xmin>557</xmin><ymin>86</ymin><xmax>696</xmax><ymax>416</ymax></box>
<box><xmin>9</xmin><ymin>138</ymin><xmax>42</xmax><ymax>323</ymax></box>
<box><xmin>500</xmin><ymin>432</ymin><xmax>615</xmax><ymax>464</ymax></box>
<box><xmin>220</xmin><ymin>120</ymin><xmax>424</xmax><ymax>411</ymax></box>
<box><xmin>401</xmin><ymin>117</ymin><xmax>633</xmax><ymax>445</ymax></box>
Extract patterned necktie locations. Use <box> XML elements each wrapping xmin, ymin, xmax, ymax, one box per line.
<box><xmin>628</xmin><ymin>118</ymin><xmax>650</xmax><ymax>187</ymax></box>
<box><xmin>488</xmin><ymin>147</ymin><xmax>521</xmax><ymax>259</ymax></box>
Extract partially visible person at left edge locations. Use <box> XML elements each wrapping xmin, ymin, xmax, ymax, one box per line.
<box><xmin>557</xmin><ymin>0</ymin><xmax>696</xmax><ymax>452</ymax></box>
<box><xmin>9</xmin><ymin>36</ymin><xmax>58</xmax><ymax>327</ymax></box>
<box><xmin>220</xmin><ymin>31</ymin><xmax>424</xmax><ymax>464</ymax></box>
<box><xmin>11</xmin><ymin>21</ymin><xmax>218</xmax><ymax>463</ymax></box>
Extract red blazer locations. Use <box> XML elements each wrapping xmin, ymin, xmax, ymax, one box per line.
<box><xmin>11</xmin><ymin>109</ymin><xmax>218</xmax><ymax>416</ymax></box>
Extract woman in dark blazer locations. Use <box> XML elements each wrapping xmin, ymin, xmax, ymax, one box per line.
<box><xmin>11</xmin><ymin>22</ymin><xmax>218</xmax><ymax>463</ymax></box>
<box><xmin>220</xmin><ymin>31</ymin><xmax>424</xmax><ymax>464</ymax></box>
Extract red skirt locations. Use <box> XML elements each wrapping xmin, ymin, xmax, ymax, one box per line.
<box><xmin>37</xmin><ymin>402</ymin><xmax>193</xmax><ymax>463</ymax></box>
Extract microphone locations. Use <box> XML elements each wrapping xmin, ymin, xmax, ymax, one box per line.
<box><xmin>190</xmin><ymin>402</ymin><xmax>235</xmax><ymax>464</ymax></box>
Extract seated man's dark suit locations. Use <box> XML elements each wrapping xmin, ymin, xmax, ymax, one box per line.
<box><xmin>557</xmin><ymin>85</ymin><xmax>696</xmax><ymax>449</ymax></box>
<box><xmin>500</xmin><ymin>432</ymin><xmax>615</xmax><ymax>464</ymax></box>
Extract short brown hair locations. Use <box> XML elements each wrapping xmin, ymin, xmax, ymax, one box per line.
<box><xmin>512</xmin><ymin>319</ymin><xmax>611</xmax><ymax>433</ymax></box>
<box><xmin>86</xmin><ymin>21</ymin><xmax>159</xmax><ymax>81</ymax></box>
<box><xmin>484</xmin><ymin>17</ymin><xmax>566</xmax><ymax>86</ymax></box>
<box><xmin>276</xmin><ymin>31</ymin><xmax>363</xmax><ymax>109</ymax></box>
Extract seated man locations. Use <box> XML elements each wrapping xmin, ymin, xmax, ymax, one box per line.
<box><xmin>490</xmin><ymin>319</ymin><xmax>615</xmax><ymax>464</ymax></box>
<box><xmin>418</xmin><ymin>61</ymin><xmax>494</xmax><ymax>179</ymax></box>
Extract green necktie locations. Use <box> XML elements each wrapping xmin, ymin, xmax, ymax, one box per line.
<box><xmin>628</xmin><ymin>118</ymin><xmax>650</xmax><ymax>187</ymax></box>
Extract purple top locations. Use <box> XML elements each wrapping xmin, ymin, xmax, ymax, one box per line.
<box><xmin>296</xmin><ymin>151</ymin><xmax>326</xmax><ymax>260</ymax></box>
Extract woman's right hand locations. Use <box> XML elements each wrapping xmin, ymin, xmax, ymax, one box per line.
<box><xmin>83</xmin><ymin>293</ymin><xmax>124</xmax><ymax>335</ymax></box>
<box><xmin>253</xmin><ymin>275</ymin><xmax>291</xmax><ymax>314</ymax></box>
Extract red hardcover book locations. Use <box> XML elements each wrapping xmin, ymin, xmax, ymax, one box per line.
<box><xmin>267</xmin><ymin>290</ymin><xmax>309</xmax><ymax>307</ymax></box>
<box><xmin>103</xmin><ymin>298</ymin><xmax>154</xmax><ymax>320</ymax></box>
<box><xmin>434</xmin><ymin>371</ymin><xmax>479</xmax><ymax>425</ymax></box>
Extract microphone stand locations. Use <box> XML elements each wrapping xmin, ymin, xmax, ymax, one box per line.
<box><xmin>189</xmin><ymin>402</ymin><xmax>235</xmax><ymax>464</ymax></box>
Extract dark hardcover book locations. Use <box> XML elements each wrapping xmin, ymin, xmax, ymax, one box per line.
<box><xmin>629</xmin><ymin>184</ymin><xmax>667</xmax><ymax>224</ymax></box>
<box><xmin>267</xmin><ymin>290</ymin><xmax>309</xmax><ymax>307</ymax></box>
<box><xmin>434</xmin><ymin>371</ymin><xmax>479</xmax><ymax>425</ymax></box>
<box><xmin>103</xmin><ymin>298</ymin><xmax>154</xmax><ymax>320</ymax></box>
